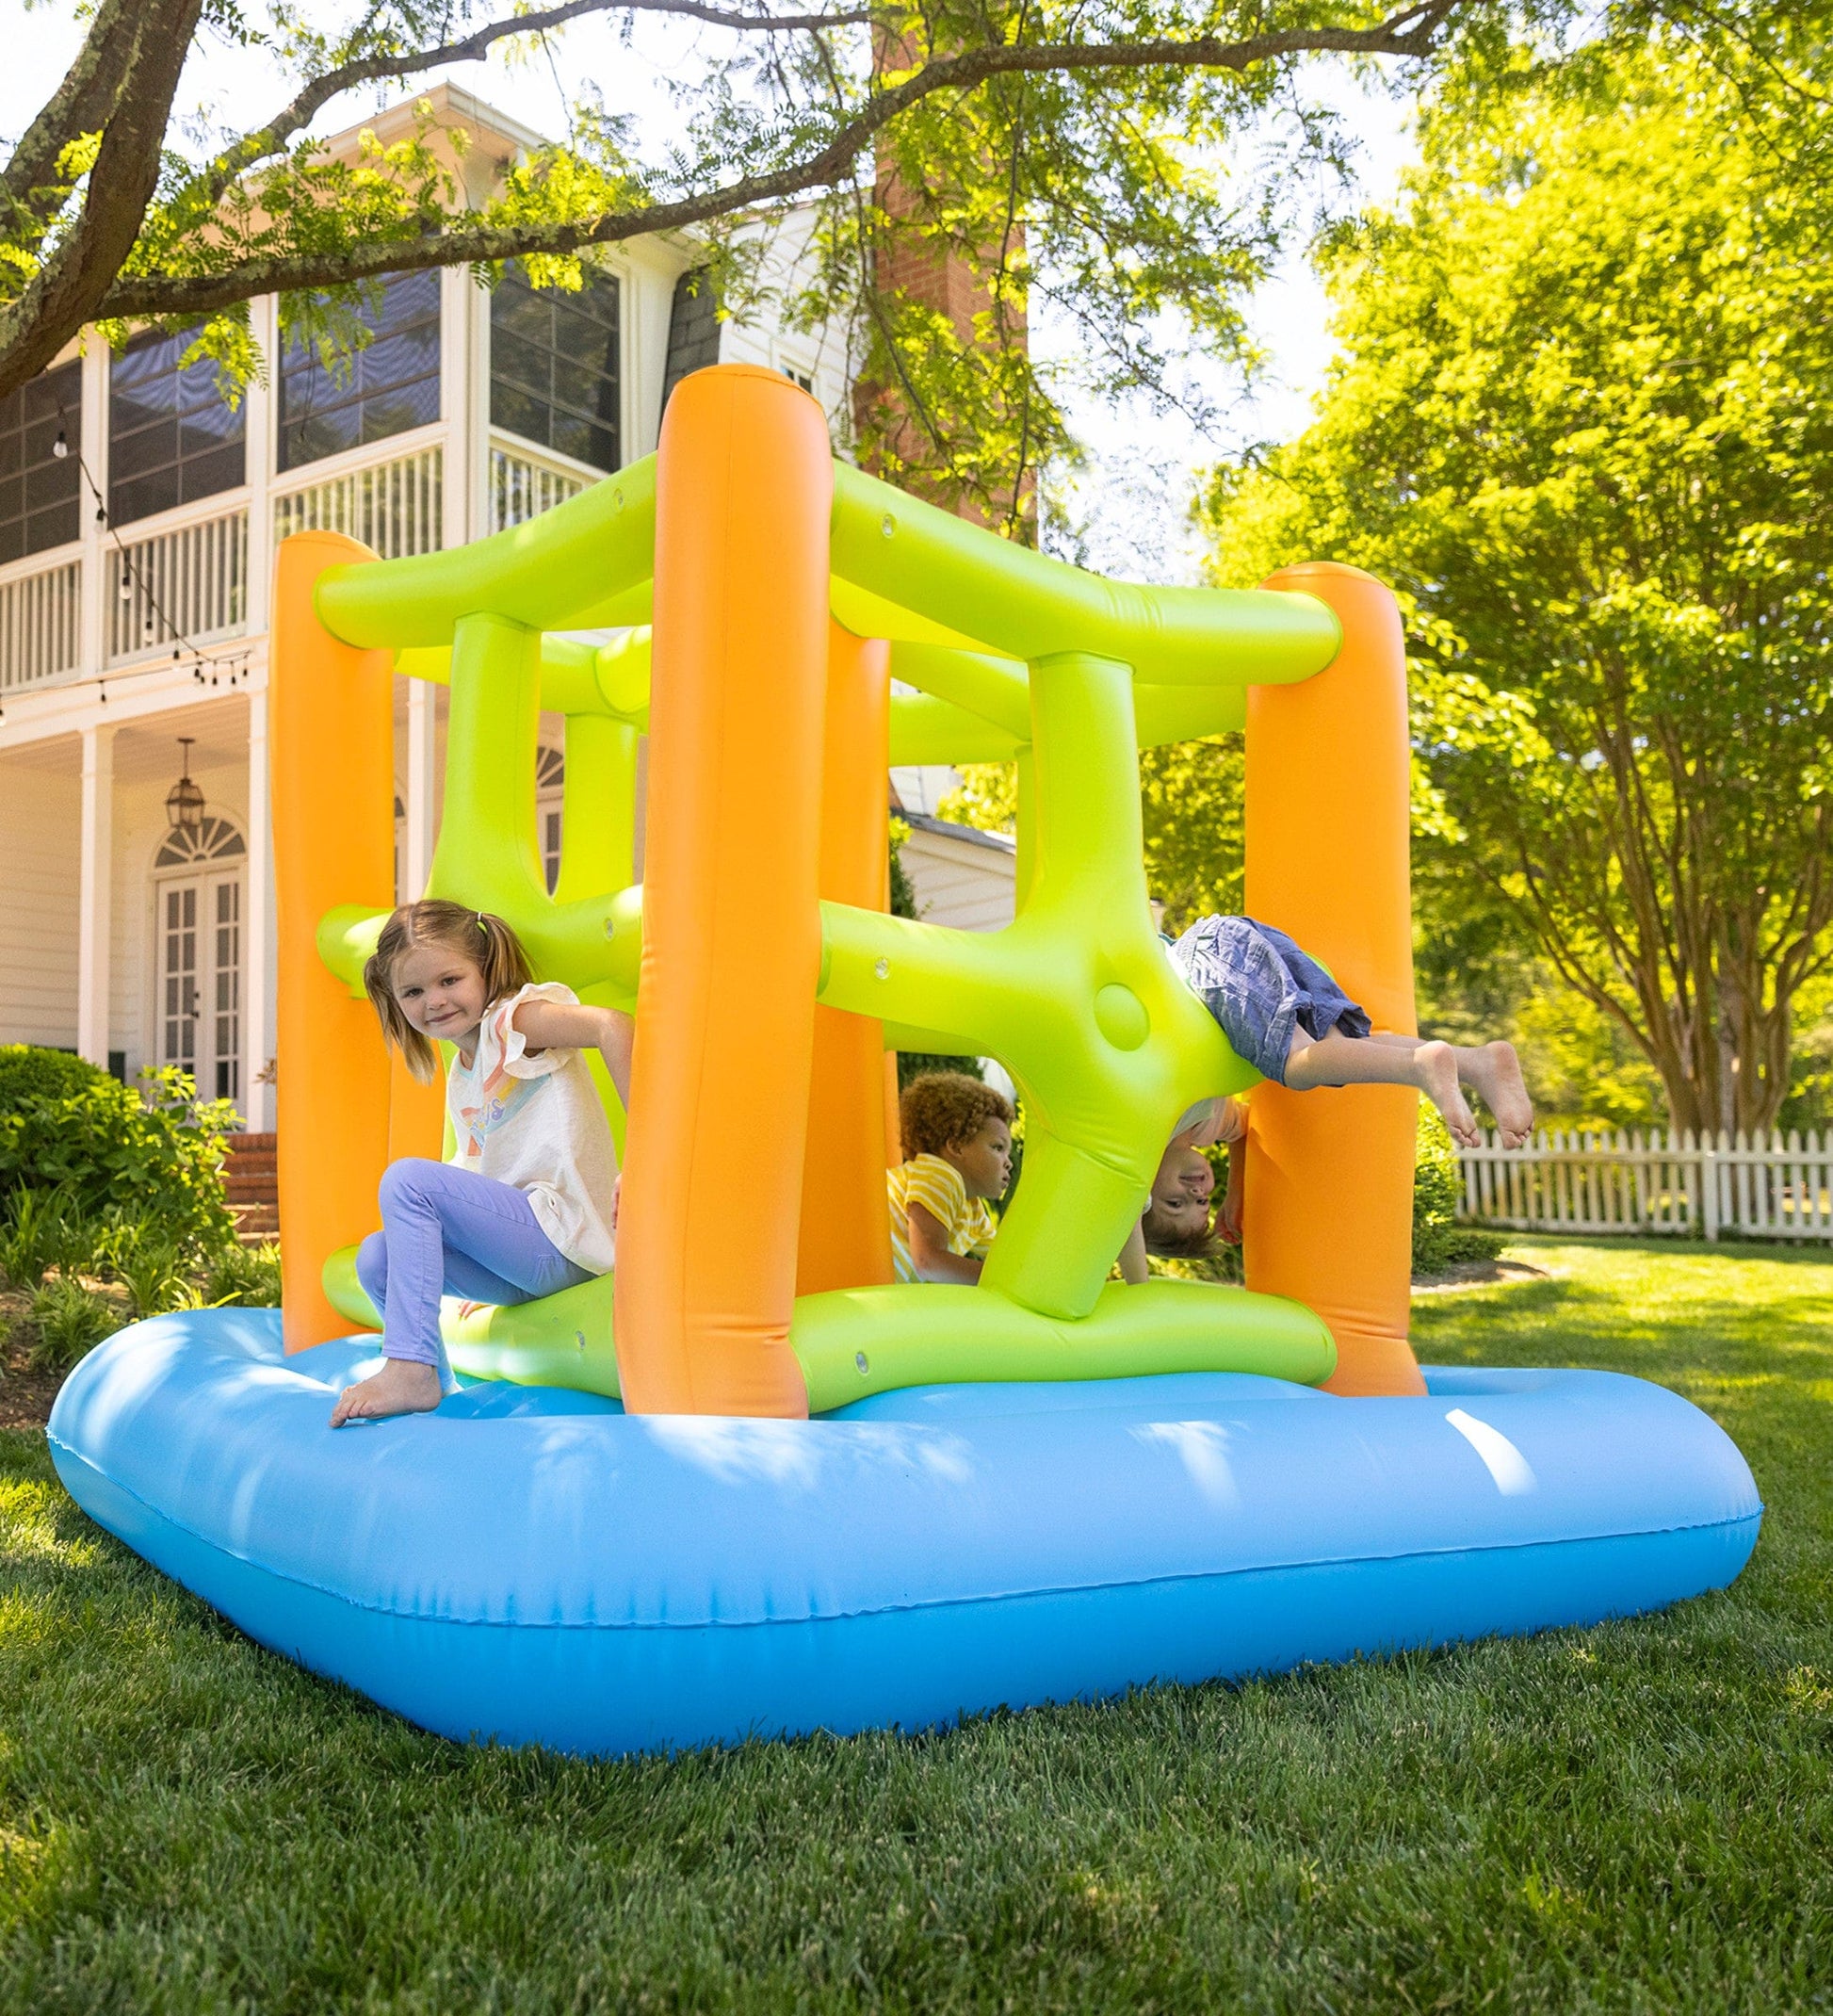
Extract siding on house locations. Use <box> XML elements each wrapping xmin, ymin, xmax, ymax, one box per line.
<box><xmin>0</xmin><ymin>747</ymin><xmax>81</xmax><ymax>1047</ymax></box>
<box><xmin>900</xmin><ymin>814</ymin><xmax>1015</xmax><ymax>934</ymax></box>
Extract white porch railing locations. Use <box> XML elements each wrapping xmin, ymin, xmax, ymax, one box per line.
<box><xmin>273</xmin><ymin>440</ymin><xmax>444</xmax><ymax>560</ymax></box>
<box><xmin>1458</xmin><ymin>1128</ymin><xmax>1833</xmax><ymax>1243</ymax></box>
<box><xmin>0</xmin><ymin>549</ymin><xmax>81</xmax><ymax>693</ymax></box>
<box><xmin>488</xmin><ymin>434</ymin><xmax>593</xmax><ymax>532</ymax></box>
<box><xmin>107</xmin><ymin>504</ymin><xmax>249</xmax><ymax>664</ymax></box>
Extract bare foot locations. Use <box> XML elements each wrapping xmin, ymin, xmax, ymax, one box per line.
<box><xmin>330</xmin><ymin>1358</ymin><xmax>443</xmax><ymax>1428</ymax></box>
<box><xmin>1414</xmin><ymin>1040</ymin><xmax>1480</xmax><ymax>1147</ymax></box>
<box><xmin>1461</xmin><ymin>1040</ymin><xmax>1534</xmax><ymax>1149</ymax></box>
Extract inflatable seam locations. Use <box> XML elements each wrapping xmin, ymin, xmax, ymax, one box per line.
<box><xmin>52</xmin><ymin>1436</ymin><xmax>1760</xmax><ymax>1632</ymax></box>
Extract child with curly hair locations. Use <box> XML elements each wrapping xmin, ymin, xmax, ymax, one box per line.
<box><xmin>887</xmin><ymin>1071</ymin><xmax>1014</xmax><ymax>1283</ymax></box>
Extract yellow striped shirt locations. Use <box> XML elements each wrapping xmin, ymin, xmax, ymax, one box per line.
<box><xmin>886</xmin><ymin>1154</ymin><xmax>999</xmax><ymax>1283</ymax></box>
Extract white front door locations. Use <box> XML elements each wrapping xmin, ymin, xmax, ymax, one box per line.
<box><xmin>155</xmin><ymin>869</ymin><xmax>242</xmax><ymax>1105</ymax></box>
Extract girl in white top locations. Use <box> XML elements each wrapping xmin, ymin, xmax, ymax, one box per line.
<box><xmin>330</xmin><ymin>901</ymin><xmax>632</xmax><ymax>1427</ymax></box>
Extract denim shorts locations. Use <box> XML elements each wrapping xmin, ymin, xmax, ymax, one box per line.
<box><xmin>1169</xmin><ymin>915</ymin><xmax>1371</xmax><ymax>1084</ymax></box>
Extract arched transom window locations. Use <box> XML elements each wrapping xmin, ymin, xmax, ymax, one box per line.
<box><xmin>153</xmin><ymin>815</ymin><xmax>246</xmax><ymax>872</ymax></box>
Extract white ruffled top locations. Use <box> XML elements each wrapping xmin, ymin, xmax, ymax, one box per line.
<box><xmin>444</xmin><ymin>981</ymin><xmax>619</xmax><ymax>1275</ymax></box>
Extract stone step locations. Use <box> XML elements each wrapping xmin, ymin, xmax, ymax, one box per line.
<box><xmin>223</xmin><ymin>1131</ymin><xmax>279</xmax><ymax>1211</ymax></box>
<box><xmin>231</xmin><ymin>1201</ymin><xmax>280</xmax><ymax>1242</ymax></box>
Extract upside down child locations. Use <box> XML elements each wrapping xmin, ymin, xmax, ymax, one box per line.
<box><xmin>1122</xmin><ymin>912</ymin><xmax>1533</xmax><ymax>1276</ymax></box>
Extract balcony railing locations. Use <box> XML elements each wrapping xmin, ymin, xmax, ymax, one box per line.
<box><xmin>0</xmin><ymin>550</ymin><xmax>81</xmax><ymax>694</ymax></box>
<box><xmin>107</xmin><ymin>504</ymin><xmax>249</xmax><ymax>665</ymax></box>
<box><xmin>273</xmin><ymin>440</ymin><xmax>444</xmax><ymax>560</ymax></box>
<box><xmin>489</xmin><ymin>435</ymin><xmax>595</xmax><ymax>533</ymax></box>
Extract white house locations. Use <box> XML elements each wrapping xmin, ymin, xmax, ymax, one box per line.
<box><xmin>0</xmin><ymin>85</ymin><xmax>1013</xmax><ymax>1135</ymax></box>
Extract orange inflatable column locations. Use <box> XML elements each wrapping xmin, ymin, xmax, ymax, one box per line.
<box><xmin>387</xmin><ymin>1050</ymin><xmax>446</xmax><ymax>1166</ymax></box>
<box><xmin>796</xmin><ymin>623</ymin><xmax>895</xmax><ymax>1295</ymax></box>
<box><xmin>270</xmin><ymin>532</ymin><xmax>396</xmax><ymax>1350</ymax></box>
<box><xmin>1244</xmin><ymin>562</ymin><xmax>1425</xmax><ymax>1397</ymax></box>
<box><xmin>613</xmin><ymin>366</ymin><xmax>831</xmax><ymax>1416</ymax></box>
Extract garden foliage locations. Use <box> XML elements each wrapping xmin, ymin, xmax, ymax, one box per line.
<box><xmin>0</xmin><ymin>1047</ymin><xmax>238</xmax><ymax>1251</ymax></box>
<box><xmin>1204</xmin><ymin>48</ymin><xmax>1833</xmax><ymax>1137</ymax></box>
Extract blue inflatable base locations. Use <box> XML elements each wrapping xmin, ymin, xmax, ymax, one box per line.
<box><xmin>48</xmin><ymin>1309</ymin><xmax>1761</xmax><ymax>1758</ymax></box>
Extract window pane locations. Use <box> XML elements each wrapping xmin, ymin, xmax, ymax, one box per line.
<box><xmin>283</xmin><ymin>411</ymin><xmax>360</xmax><ymax>467</ymax></box>
<box><xmin>490</xmin><ymin>381</ymin><xmax>550</xmax><ymax>446</ymax></box>
<box><xmin>278</xmin><ymin>273</ymin><xmax>441</xmax><ymax>470</ymax></box>
<box><xmin>178</xmin><ymin>439</ymin><xmax>245</xmax><ymax>506</ymax></box>
<box><xmin>111</xmin><ymin>337</ymin><xmax>179</xmax><ymax>419</ymax></box>
<box><xmin>492</xmin><ymin>279</ymin><xmax>553</xmax><ymax>347</ymax></box>
<box><xmin>363</xmin><ymin>375</ymin><xmax>440</xmax><ymax>442</ymax></box>
<box><xmin>110</xmin><ymin>467</ymin><xmax>179</xmax><ymax>527</ymax></box>
<box><xmin>548</xmin><ymin>413</ymin><xmax>616</xmax><ymax>473</ymax></box>
<box><xmin>0</xmin><ymin>360</ymin><xmax>81</xmax><ymax>558</ymax></box>
<box><xmin>492</xmin><ymin>329</ymin><xmax>551</xmax><ymax>401</ymax></box>
<box><xmin>179</xmin><ymin>411</ymin><xmax>243</xmax><ymax>460</ymax></box>
<box><xmin>24</xmin><ymin>457</ymin><xmax>74</xmax><ymax>511</ymax></box>
<box><xmin>551</xmin><ymin>352</ymin><xmax>612</xmax><ymax>417</ymax></box>
<box><xmin>22</xmin><ymin>373</ymin><xmax>66</xmax><ymax>425</ymax></box>
<box><xmin>111</xmin><ymin>418</ymin><xmax>179</xmax><ymax>480</ymax></box>
<box><xmin>369</xmin><ymin>268</ymin><xmax>440</xmax><ymax>334</ymax></box>
<box><xmin>359</xmin><ymin>324</ymin><xmax>440</xmax><ymax>396</ymax></box>
<box><xmin>111</xmin><ymin>330</ymin><xmax>245</xmax><ymax>521</ymax></box>
<box><xmin>24</xmin><ymin>499</ymin><xmax>77</xmax><ymax>555</ymax></box>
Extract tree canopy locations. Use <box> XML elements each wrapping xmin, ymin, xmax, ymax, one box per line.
<box><xmin>1204</xmin><ymin>41</ymin><xmax>1833</xmax><ymax>1134</ymax></box>
<box><xmin>0</xmin><ymin>2</ymin><xmax>1817</xmax><ymax>510</ymax></box>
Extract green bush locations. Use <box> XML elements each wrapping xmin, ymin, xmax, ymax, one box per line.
<box><xmin>0</xmin><ymin>1052</ymin><xmax>237</xmax><ymax>1254</ymax></box>
<box><xmin>0</xmin><ymin>1183</ymin><xmax>108</xmax><ymax>1292</ymax></box>
<box><xmin>27</xmin><ymin>1275</ymin><xmax>122</xmax><ymax>1370</ymax></box>
<box><xmin>203</xmin><ymin>1240</ymin><xmax>282</xmax><ymax>1309</ymax></box>
<box><xmin>0</xmin><ymin>1045</ymin><xmax>111</xmax><ymax>1107</ymax></box>
<box><xmin>1414</xmin><ymin>1104</ymin><xmax>1503</xmax><ymax>1274</ymax></box>
<box><xmin>105</xmin><ymin>1223</ymin><xmax>214</xmax><ymax>1320</ymax></box>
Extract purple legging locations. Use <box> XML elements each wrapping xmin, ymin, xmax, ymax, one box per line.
<box><xmin>355</xmin><ymin>1158</ymin><xmax>594</xmax><ymax>1390</ymax></box>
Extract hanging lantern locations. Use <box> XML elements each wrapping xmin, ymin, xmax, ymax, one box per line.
<box><xmin>165</xmin><ymin>737</ymin><xmax>204</xmax><ymax>837</ymax></box>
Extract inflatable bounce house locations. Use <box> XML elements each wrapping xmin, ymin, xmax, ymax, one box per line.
<box><xmin>49</xmin><ymin>366</ymin><xmax>1760</xmax><ymax>1755</ymax></box>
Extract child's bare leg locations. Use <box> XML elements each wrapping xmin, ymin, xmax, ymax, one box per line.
<box><xmin>1283</xmin><ymin>1030</ymin><xmax>1480</xmax><ymax>1146</ymax></box>
<box><xmin>329</xmin><ymin>1357</ymin><xmax>442</xmax><ymax>1428</ymax></box>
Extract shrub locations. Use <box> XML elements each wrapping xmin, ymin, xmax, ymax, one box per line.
<box><xmin>27</xmin><ymin>1275</ymin><xmax>122</xmax><ymax>1371</ymax></box>
<box><xmin>1414</xmin><ymin>1104</ymin><xmax>1503</xmax><ymax>1274</ymax></box>
<box><xmin>0</xmin><ymin>1184</ymin><xmax>108</xmax><ymax>1292</ymax></box>
<box><xmin>105</xmin><ymin>1224</ymin><xmax>212</xmax><ymax>1320</ymax></box>
<box><xmin>0</xmin><ymin>1054</ymin><xmax>237</xmax><ymax>1253</ymax></box>
<box><xmin>203</xmin><ymin>1241</ymin><xmax>282</xmax><ymax>1308</ymax></box>
<box><xmin>0</xmin><ymin>1045</ymin><xmax>111</xmax><ymax>1107</ymax></box>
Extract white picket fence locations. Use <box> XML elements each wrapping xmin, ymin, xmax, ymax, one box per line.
<box><xmin>1458</xmin><ymin>1128</ymin><xmax>1833</xmax><ymax>1243</ymax></box>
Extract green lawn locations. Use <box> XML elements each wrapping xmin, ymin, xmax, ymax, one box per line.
<box><xmin>2</xmin><ymin>1240</ymin><xmax>1829</xmax><ymax>2012</ymax></box>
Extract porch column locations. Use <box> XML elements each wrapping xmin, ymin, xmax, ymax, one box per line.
<box><xmin>76</xmin><ymin>722</ymin><xmax>114</xmax><ymax>1066</ymax></box>
<box><xmin>244</xmin><ymin>681</ymin><xmax>273</xmax><ymax>1129</ymax></box>
<box><xmin>403</xmin><ymin>678</ymin><xmax>436</xmax><ymax>899</ymax></box>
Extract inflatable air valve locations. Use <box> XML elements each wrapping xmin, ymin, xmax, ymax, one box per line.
<box><xmin>1245</xmin><ymin>563</ymin><xmax>1424</xmax><ymax>1397</ymax></box>
<box><xmin>271</xmin><ymin>532</ymin><xmax>396</xmax><ymax>1350</ymax></box>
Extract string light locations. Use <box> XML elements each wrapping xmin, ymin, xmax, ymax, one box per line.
<box><xmin>52</xmin><ymin>429</ymin><xmax>68</xmax><ymax>460</ymax></box>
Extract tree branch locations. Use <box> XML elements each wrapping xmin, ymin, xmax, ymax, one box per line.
<box><xmin>101</xmin><ymin>3</ymin><xmax>1467</xmax><ymax>325</ymax></box>
<box><xmin>196</xmin><ymin>0</ymin><xmax>881</xmax><ymax>212</ymax></box>
<box><xmin>0</xmin><ymin>0</ymin><xmax>206</xmax><ymax>394</ymax></box>
<box><xmin>0</xmin><ymin>0</ymin><xmax>149</xmax><ymax>244</ymax></box>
